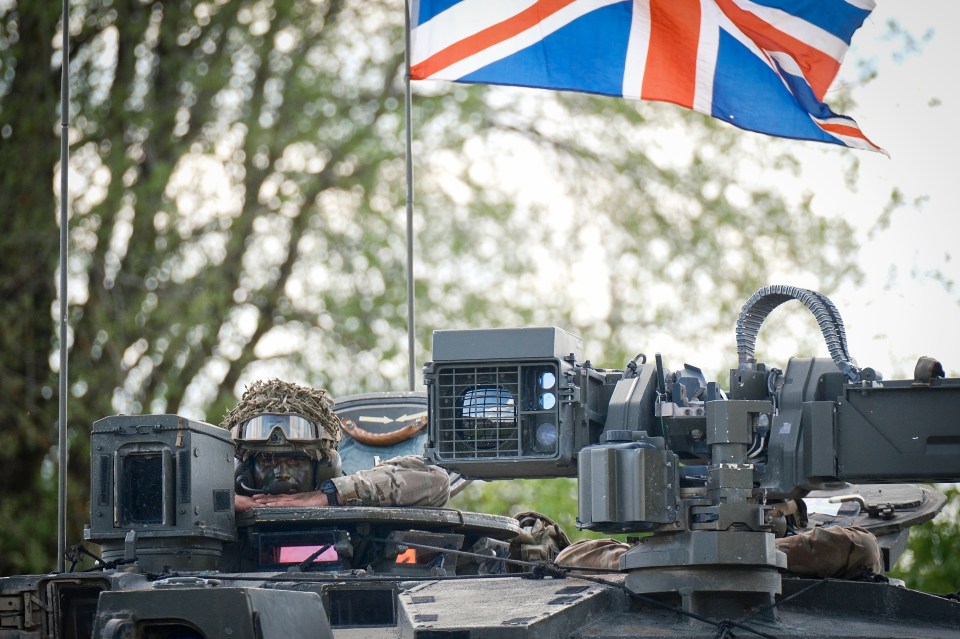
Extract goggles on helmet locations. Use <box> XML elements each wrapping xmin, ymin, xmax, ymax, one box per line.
<box><xmin>232</xmin><ymin>413</ymin><xmax>320</xmax><ymax>444</ymax></box>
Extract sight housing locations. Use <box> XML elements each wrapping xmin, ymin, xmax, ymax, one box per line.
<box><xmin>84</xmin><ymin>415</ymin><xmax>236</xmax><ymax>572</ymax></box>
<box><xmin>423</xmin><ymin>326</ymin><xmax>617</xmax><ymax>478</ymax></box>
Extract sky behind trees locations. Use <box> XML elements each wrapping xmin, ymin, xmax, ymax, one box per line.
<box><xmin>768</xmin><ymin>1</ymin><xmax>959</xmax><ymax>379</ymax></box>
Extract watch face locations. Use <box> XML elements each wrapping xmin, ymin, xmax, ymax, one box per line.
<box><xmin>252</xmin><ymin>454</ymin><xmax>315</xmax><ymax>494</ymax></box>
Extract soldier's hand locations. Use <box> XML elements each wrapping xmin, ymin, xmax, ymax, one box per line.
<box><xmin>250</xmin><ymin>490</ymin><xmax>330</xmax><ymax>507</ymax></box>
<box><xmin>235</xmin><ymin>494</ymin><xmax>259</xmax><ymax>513</ymax></box>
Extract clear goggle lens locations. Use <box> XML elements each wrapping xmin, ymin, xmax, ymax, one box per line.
<box><xmin>239</xmin><ymin>414</ymin><xmax>318</xmax><ymax>442</ymax></box>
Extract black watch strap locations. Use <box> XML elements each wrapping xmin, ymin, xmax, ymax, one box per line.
<box><xmin>319</xmin><ymin>480</ymin><xmax>340</xmax><ymax>506</ymax></box>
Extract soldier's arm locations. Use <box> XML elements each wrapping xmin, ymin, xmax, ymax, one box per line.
<box><xmin>330</xmin><ymin>455</ymin><xmax>450</xmax><ymax>507</ymax></box>
<box><xmin>248</xmin><ymin>491</ymin><xmax>330</xmax><ymax>508</ymax></box>
<box><xmin>237</xmin><ymin>456</ymin><xmax>450</xmax><ymax>509</ymax></box>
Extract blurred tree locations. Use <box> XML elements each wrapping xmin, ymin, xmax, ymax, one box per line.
<box><xmin>450</xmin><ymin>478</ymin><xmax>621</xmax><ymax>546</ymax></box>
<box><xmin>0</xmin><ymin>0</ymin><xmax>864</xmax><ymax>575</ymax></box>
<box><xmin>891</xmin><ymin>486</ymin><xmax>960</xmax><ymax>594</ymax></box>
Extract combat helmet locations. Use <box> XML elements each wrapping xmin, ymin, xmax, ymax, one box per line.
<box><xmin>221</xmin><ymin>379</ymin><xmax>343</xmax><ymax>491</ymax></box>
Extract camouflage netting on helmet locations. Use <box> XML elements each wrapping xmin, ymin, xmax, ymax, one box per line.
<box><xmin>219</xmin><ymin>379</ymin><xmax>342</xmax><ymax>451</ymax></box>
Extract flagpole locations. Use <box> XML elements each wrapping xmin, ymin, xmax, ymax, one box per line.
<box><xmin>57</xmin><ymin>0</ymin><xmax>71</xmax><ymax>573</ymax></box>
<box><xmin>403</xmin><ymin>0</ymin><xmax>417</xmax><ymax>391</ymax></box>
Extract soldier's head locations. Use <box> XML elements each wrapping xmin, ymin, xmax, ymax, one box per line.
<box><xmin>221</xmin><ymin>380</ymin><xmax>343</xmax><ymax>495</ymax></box>
<box><xmin>232</xmin><ymin>412</ymin><xmax>342</xmax><ymax>494</ymax></box>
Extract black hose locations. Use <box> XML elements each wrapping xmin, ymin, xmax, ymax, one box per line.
<box><xmin>736</xmin><ymin>285</ymin><xmax>861</xmax><ymax>382</ymax></box>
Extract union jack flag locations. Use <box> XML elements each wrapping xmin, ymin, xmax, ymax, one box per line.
<box><xmin>410</xmin><ymin>0</ymin><xmax>881</xmax><ymax>151</ymax></box>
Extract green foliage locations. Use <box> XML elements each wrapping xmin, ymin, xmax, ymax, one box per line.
<box><xmin>450</xmin><ymin>478</ymin><xmax>622</xmax><ymax>544</ymax></box>
<box><xmin>891</xmin><ymin>486</ymin><xmax>960</xmax><ymax>594</ymax></box>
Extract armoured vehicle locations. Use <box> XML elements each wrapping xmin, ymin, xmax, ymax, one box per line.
<box><xmin>1</xmin><ymin>285</ymin><xmax>959</xmax><ymax>639</ymax></box>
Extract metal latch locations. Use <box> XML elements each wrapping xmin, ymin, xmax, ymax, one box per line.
<box><xmin>829</xmin><ymin>494</ymin><xmax>895</xmax><ymax>520</ymax></box>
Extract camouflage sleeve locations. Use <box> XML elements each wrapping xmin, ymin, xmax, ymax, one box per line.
<box><xmin>329</xmin><ymin>455</ymin><xmax>450</xmax><ymax>507</ymax></box>
<box><xmin>555</xmin><ymin>538</ymin><xmax>629</xmax><ymax>571</ymax></box>
<box><xmin>775</xmin><ymin>525</ymin><xmax>883</xmax><ymax>579</ymax></box>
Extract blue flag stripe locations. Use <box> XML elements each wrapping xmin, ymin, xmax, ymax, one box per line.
<box><xmin>745</xmin><ymin>0</ymin><xmax>873</xmax><ymax>44</ymax></box>
<box><xmin>460</xmin><ymin>4</ymin><xmax>632</xmax><ymax>97</ymax></box>
<box><xmin>711</xmin><ymin>30</ymin><xmax>842</xmax><ymax>145</ymax></box>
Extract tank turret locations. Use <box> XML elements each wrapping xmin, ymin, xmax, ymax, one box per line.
<box><xmin>2</xmin><ymin>287</ymin><xmax>959</xmax><ymax>639</ymax></box>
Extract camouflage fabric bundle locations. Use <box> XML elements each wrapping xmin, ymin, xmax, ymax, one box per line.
<box><xmin>556</xmin><ymin>538</ymin><xmax>628</xmax><ymax>571</ymax></box>
<box><xmin>776</xmin><ymin>525</ymin><xmax>883</xmax><ymax>579</ymax></box>
<box><xmin>511</xmin><ymin>511</ymin><xmax>571</xmax><ymax>567</ymax></box>
<box><xmin>556</xmin><ymin>526</ymin><xmax>884</xmax><ymax>580</ymax></box>
<box><xmin>220</xmin><ymin>379</ymin><xmax>342</xmax><ymax>453</ymax></box>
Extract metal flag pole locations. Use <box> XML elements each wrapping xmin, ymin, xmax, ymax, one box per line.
<box><xmin>57</xmin><ymin>0</ymin><xmax>71</xmax><ymax>573</ymax></box>
<box><xmin>403</xmin><ymin>0</ymin><xmax>417</xmax><ymax>391</ymax></box>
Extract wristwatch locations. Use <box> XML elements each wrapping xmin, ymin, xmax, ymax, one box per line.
<box><xmin>319</xmin><ymin>480</ymin><xmax>340</xmax><ymax>506</ymax></box>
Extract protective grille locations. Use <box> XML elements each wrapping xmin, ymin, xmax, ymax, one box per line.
<box><xmin>432</xmin><ymin>362</ymin><xmax>560</xmax><ymax>461</ymax></box>
<box><xmin>434</xmin><ymin>365</ymin><xmax>521</xmax><ymax>459</ymax></box>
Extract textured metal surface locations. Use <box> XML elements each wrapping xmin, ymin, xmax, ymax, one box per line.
<box><xmin>4</xmin><ymin>543</ymin><xmax>960</xmax><ymax>638</ymax></box>
<box><xmin>836</xmin><ymin>379</ymin><xmax>960</xmax><ymax>482</ymax></box>
<box><xmin>398</xmin><ymin>577</ymin><xmax>622</xmax><ymax>638</ymax></box>
<box><xmin>238</xmin><ymin>506</ymin><xmax>523</xmax><ymax>540</ymax></box>
<box><xmin>578</xmin><ymin>444</ymin><xmax>679</xmax><ymax>530</ymax></box>
<box><xmin>431</xmin><ymin>326</ymin><xmax>583</xmax><ymax>362</ymax></box>
<box><xmin>92</xmin><ymin>586</ymin><xmax>333</xmax><ymax>639</ymax></box>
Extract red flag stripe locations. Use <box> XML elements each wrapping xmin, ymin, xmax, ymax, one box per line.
<box><xmin>410</xmin><ymin>0</ymin><xmax>579</xmax><ymax>80</ymax></box>
<box><xmin>714</xmin><ymin>0</ymin><xmax>839</xmax><ymax>100</ymax></box>
<box><xmin>818</xmin><ymin>121</ymin><xmax>873</xmax><ymax>143</ymax></box>
<box><xmin>641</xmin><ymin>0</ymin><xmax>701</xmax><ymax>109</ymax></box>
